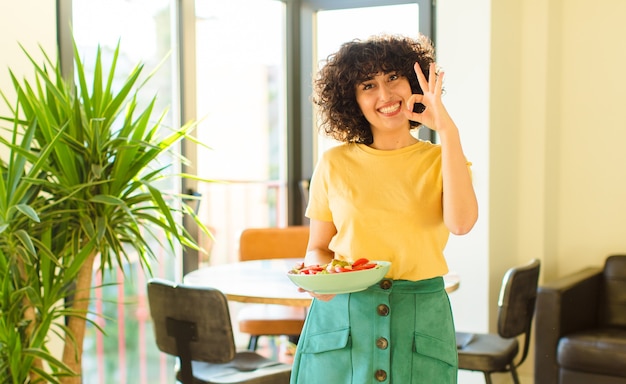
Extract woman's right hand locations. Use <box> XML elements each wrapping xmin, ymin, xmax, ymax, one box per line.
<box><xmin>300</xmin><ymin>219</ymin><xmax>338</xmax><ymax>301</ymax></box>
<box><xmin>298</xmin><ymin>287</ymin><xmax>336</xmax><ymax>301</ymax></box>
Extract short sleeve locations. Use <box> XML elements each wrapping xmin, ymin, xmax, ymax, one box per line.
<box><xmin>304</xmin><ymin>154</ymin><xmax>333</xmax><ymax>222</ymax></box>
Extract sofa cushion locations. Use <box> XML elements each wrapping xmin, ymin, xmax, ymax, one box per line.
<box><xmin>557</xmin><ymin>327</ymin><xmax>626</xmax><ymax>378</ymax></box>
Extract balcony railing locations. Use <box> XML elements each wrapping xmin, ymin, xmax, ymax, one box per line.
<box><xmin>83</xmin><ymin>180</ymin><xmax>288</xmax><ymax>383</ymax></box>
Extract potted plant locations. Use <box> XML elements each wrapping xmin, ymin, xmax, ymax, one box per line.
<box><xmin>0</xmin><ymin>117</ymin><xmax>75</xmax><ymax>383</ymax></box>
<box><xmin>0</xmin><ymin>39</ymin><xmax>209</xmax><ymax>383</ymax></box>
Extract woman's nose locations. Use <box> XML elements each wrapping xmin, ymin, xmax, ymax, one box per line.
<box><xmin>378</xmin><ymin>84</ymin><xmax>392</xmax><ymax>100</ymax></box>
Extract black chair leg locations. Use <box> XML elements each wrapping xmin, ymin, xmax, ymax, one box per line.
<box><xmin>247</xmin><ymin>335</ymin><xmax>259</xmax><ymax>351</ymax></box>
<box><xmin>483</xmin><ymin>372</ymin><xmax>493</xmax><ymax>384</ymax></box>
<box><xmin>166</xmin><ymin>317</ymin><xmax>197</xmax><ymax>384</ymax></box>
<box><xmin>510</xmin><ymin>366</ymin><xmax>520</xmax><ymax>384</ymax></box>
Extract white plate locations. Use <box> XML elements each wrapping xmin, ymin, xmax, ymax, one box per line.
<box><xmin>286</xmin><ymin>261</ymin><xmax>391</xmax><ymax>294</ymax></box>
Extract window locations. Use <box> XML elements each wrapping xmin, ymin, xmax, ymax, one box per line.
<box><xmin>68</xmin><ymin>1</ymin><xmax>179</xmax><ymax>382</ymax></box>
<box><xmin>315</xmin><ymin>3</ymin><xmax>424</xmax><ymax>158</ymax></box>
<box><xmin>59</xmin><ymin>1</ymin><xmax>432</xmax><ymax>382</ymax></box>
<box><xmin>193</xmin><ymin>0</ymin><xmax>287</xmax><ymax>266</ymax></box>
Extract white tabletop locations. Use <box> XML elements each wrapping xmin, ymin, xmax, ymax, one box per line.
<box><xmin>183</xmin><ymin>258</ymin><xmax>460</xmax><ymax>307</ymax></box>
<box><xmin>184</xmin><ymin>258</ymin><xmax>312</xmax><ymax>307</ymax></box>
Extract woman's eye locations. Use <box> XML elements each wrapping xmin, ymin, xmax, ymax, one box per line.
<box><xmin>362</xmin><ymin>83</ymin><xmax>374</xmax><ymax>90</ymax></box>
<box><xmin>389</xmin><ymin>74</ymin><xmax>399</xmax><ymax>81</ymax></box>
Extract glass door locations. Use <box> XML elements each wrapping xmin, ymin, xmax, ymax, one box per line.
<box><xmin>193</xmin><ymin>0</ymin><xmax>287</xmax><ymax>266</ymax></box>
<box><xmin>70</xmin><ymin>1</ymin><xmax>179</xmax><ymax>383</ymax></box>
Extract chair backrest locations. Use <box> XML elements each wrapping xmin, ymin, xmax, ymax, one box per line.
<box><xmin>601</xmin><ymin>254</ymin><xmax>626</xmax><ymax>327</ymax></box>
<box><xmin>147</xmin><ymin>278</ymin><xmax>236</xmax><ymax>364</ymax></box>
<box><xmin>496</xmin><ymin>259</ymin><xmax>541</xmax><ymax>368</ymax></box>
<box><xmin>497</xmin><ymin>259</ymin><xmax>541</xmax><ymax>339</ymax></box>
<box><xmin>239</xmin><ymin>226</ymin><xmax>310</xmax><ymax>261</ymax></box>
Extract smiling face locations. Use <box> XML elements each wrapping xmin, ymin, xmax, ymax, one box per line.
<box><xmin>355</xmin><ymin>71</ymin><xmax>413</xmax><ymax>136</ymax></box>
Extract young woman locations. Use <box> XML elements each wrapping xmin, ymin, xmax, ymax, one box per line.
<box><xmin>290</xmin><ymin>34</ymin><xmax>478</xmax><ymax>383</ymax></box>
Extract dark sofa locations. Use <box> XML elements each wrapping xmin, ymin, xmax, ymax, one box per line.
<box><xmin>534</xmin><ymin>255</ymin><xmax>626</xmax><ymax>384</ymax></box>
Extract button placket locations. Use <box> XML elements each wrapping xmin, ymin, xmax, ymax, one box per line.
<box><xmin>373</xmin><ymin>284</ymin><xmax>391</xmax><ymax>382</ymax></box>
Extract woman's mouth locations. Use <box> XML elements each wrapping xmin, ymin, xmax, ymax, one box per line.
<box><xmin>378</xmin><ymin>102</ymin><xmax>401</xmax><ymax>115</ymax></box>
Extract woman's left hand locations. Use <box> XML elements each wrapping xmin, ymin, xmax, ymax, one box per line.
<box><xmin>404</xmin><ymin>63</ymin><xmax>478</xmax><ymax>234</ymax></box>
<box><xmin>403</xmin><ymin>62</ymin><xmax>452</xmax><ymax>133</ymax></box>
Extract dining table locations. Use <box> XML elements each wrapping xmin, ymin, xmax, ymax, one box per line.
<box><xmin>183</xmin><ymin>258</ymin><xmax>461</xmax><ymax>307</ymax></box>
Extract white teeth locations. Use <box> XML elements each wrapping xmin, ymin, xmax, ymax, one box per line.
<box><xmin>379</xmin><ymin>103</ymin><xmax>400</xmax><ymax>114</ymax></box>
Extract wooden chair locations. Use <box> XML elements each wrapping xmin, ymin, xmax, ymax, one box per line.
<box><xmin>237</xmin><ymin>226</ymin><xmax>309</xmax><ymax>350</ymax></box>
<box><xmin>147</xmin><ymin>278</ymin><xmax>292</xmax><ymax>384</ymax></box>
<box><xmin>456</xmin><ymin>259</ymin><xmax>541</xmax><ymax>384</ymax></box>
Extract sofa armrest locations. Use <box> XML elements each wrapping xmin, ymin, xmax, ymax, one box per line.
<box><xmin>534</xmin><ymin>267</ymin><xmax>603</xmax><ymax>384</ymax></box>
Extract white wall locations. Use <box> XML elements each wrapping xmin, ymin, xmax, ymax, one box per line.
<box><xmin>436</xmin><ymin>0</ymin><xmax>491</xmax><ymax>335</ymax></box>
<box><xmin>0</xmin><ymin>0</ymin><xmax>60</xmax><ymax>360</ymax></box>
<box><xmin>511</xmin><ymin>0</ymin><xmax>626</xmax><ymax>304</ymax></box>
<box><xmin>515</xmin><ymin>0</ymin><xmax>626</xmax><ymax>322</ymax></box>
<box><xmin>0</xmin><ymin>0</ymin><xmax>57</xmax><ymax>117</ymax></box>
<box><xmin>440</xmin><ymin>0</ymin><xmax>626</xmax><ymax>382</ymax></box>
<box><xmin>555</xmin><ymin>0</ymin><xmax>626</xmax><ymax>275</ymax></box>
<box><xmin>436</xmin><ymin>0</ymin><xmax>493</xmax><ymax>382</ymax></box>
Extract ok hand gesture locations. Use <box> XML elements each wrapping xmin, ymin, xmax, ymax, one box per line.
<box><xmin>403</xmin><ymin>62</ymin><xmax>453</xmax><ymax>133</ymax></box>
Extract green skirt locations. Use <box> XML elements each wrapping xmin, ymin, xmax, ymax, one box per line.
<box><xmin>290</xmin><ymin>277</ymin><xmax>458</xmax><ymax>383</ymax></box>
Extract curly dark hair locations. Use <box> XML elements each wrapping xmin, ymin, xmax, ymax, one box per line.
<box><xmin>313</xmin><ymin>34</ymin><xmax>436</xmax><ymax>144</ymax></box>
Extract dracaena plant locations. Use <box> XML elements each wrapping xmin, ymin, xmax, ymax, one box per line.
<box><xmin>0</xmin><ymin>39</ymin><xmax>209</xmax><ymax>383</ymax></box>
<box><xmin>0</xmin><ymin>118</ymin><xmax>75</xmax><ymax>384</ymax></box>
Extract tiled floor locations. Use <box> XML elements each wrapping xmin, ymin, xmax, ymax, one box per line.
<box><xmin>253</xmin><ymin>335</ymin><xmax>295</xmax><ymax>364</ymax></box>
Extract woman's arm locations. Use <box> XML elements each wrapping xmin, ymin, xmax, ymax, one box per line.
<box><xmin>304</xmin><ymin>218</ymin><xmax>337</xmax><ymax>265</ymax></box>
<box><xmin>437</xmin><ymin>120</ymin><xmax>478</xmax><ymax>235</ymax></box>
<box><xmin>301</xmin><ymin>218</ymin><xmax>338</xmax><ymax>301</ymax></box>
<box><xmin>404</xmin><ymin>62</ymin><xmax>478</xmax><ymax>235</ymax></box>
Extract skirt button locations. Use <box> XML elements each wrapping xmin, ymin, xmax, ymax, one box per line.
<box><xmin>376</xmin><ymin>337</ymin><xmax>389</xmax><ymax>350</ymax></box>
<box><xmin>376</xmin><ymin>304</ymin><xmax>389</xmax><ymax>316</ymax></box>
<box><xmin>379</xmin><ymin>279</ymin><xmax>392</xmax><ymax>290</ymax></box>
<box><xmin>374</xmin><ymin>369</ymin><xmax>387</xmax><ymax>382</ymax></box>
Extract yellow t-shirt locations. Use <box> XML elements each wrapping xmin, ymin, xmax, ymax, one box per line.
<box><xmin>306</xmin><ymin>141</ymin><xmax>450</xmax><ymax>281</ymax></box>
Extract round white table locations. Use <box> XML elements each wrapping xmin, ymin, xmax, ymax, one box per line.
<box><xmin>183</xmin><ymin>258</ymin><xmax>460</xmax><ymax>307</ymax></box>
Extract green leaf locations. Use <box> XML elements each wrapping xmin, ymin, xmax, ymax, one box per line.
<box><xmin>14</xmin><ymin>230</ymin><xmax>37</xmax><ymax>259</ymax></box>
<box><xmin>14</xmin><ymin>204</ymin><xmax>40</xmax><ymax>223</ymax></box>
<box><xmin>89</xmin><ymin>194</ymin><xmax>124</xmax><ymax>205</ymax></box>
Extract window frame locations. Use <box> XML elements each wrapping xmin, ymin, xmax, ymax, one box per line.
<box><xmin>57</xmin><ymin>0</ymin><xmax>434</xmax><ymax>256</ymax></box>
<box><xmin>287</xmin><ymin>0</ymin><xmax>434</xmax><ymax>225</ymax></box>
